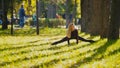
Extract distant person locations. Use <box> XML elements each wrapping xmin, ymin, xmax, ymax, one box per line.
<box><xmin>56</xmin><ymin>13</ymin><xmax>61</xmax><ymax>18</ymax></box>
<box><xmin>78</xmin><ymin>18</ymin><xmax>81</xmax><ymax>25</ymax></box>
<box><xmin>0</xmin><ymin>15</ymin><xmax>3</xmax><ymax>25</ymax></box>
<box><xmin>19</xmin><ymin>5</ymin><xmax>26</xmax><ymax>28</ymax></box>
<box><xmin>32</xmin><ymin>13</ymin><xmax>37</xmax><ymax>27</ymax></box>
<box><xmin>51</xmin><ymin>23</ymin><xmax>95</xmax><ymax>45</ymax></box>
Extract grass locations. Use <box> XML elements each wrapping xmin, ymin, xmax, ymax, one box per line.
<box><xmin>0</xmin><ymin>26</ymin><xmax>120</xmax><ymax>68</ymax></box>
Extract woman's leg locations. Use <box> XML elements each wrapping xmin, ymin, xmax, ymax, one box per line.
<box><xmin>76</xmin><ymin>38</ymin><xmax>79</xmax><ymax>44</ymax></box>
<box><xmin>78</xmin><ymin>36</ymin><xmax>95</xmax><ymax>43</ymax></box>
<box><xmin>51</xmin><ymin>37</ymin><xmax>70</xmax><ymax>45</ymax></box>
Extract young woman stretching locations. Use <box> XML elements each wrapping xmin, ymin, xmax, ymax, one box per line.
<box><xmin>51</xmin><ymin>23</ymin><xmax>95</xmax><ymax>45</ymax></box>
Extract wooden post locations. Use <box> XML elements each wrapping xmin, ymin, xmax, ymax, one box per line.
<box><xmin>11</xmin><ymin>0</ymin><xmax>13</xmax><ymax>35</ymax></box>
<box><xmin>36</xmin><ymin>0</ymin><xmax>39</xmax><ymax>35</ymax></box>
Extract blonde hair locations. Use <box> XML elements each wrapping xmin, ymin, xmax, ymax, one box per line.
<box><xmin>67</xmin><ymin>23</ymin><xmax>75</xmax><ymax>38</ymax></box>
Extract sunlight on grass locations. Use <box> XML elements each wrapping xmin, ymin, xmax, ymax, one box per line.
<box><xmin>0</xmin><ymin>27</ymin><xmax>120</xmax><ymax>68</ymax></box>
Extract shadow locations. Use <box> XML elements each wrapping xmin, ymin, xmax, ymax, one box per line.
<box><xmin>94</xmin><ymin>39</ymin><xmax>118</xmax><ymax>53</ymax></box>
<box><xmin>30</xmin><ymin>59</ymin><xmax>60</xmax><ymax>68</ymax></box>
<box><xmin>0</xmin><ymin>32</ymin><xmax>101</xmax><ymax>67</ymax></box>
<box><xmin>0</xmin><ymin>42</ymin><xmax>90</xmax><ymax>61</ymax></box>
<box><xmin>69</xmin><ymin>39</ymin><xmax>118</xmax><ymax>68</ymax></box>
<box><xmin>0</xmin><ymin>43</ymin><xmax>51</xmax><ymax>58</ymax></box>
<box><xmin>0</xmin><ymin>28</ymin><xmax>36</xmax><ymax>36</ymax></box>
<box><xmin>29</xmin><ymin>43</ymin><xmax>95</xmax><ymax>68</ymax></box>
<box><xmin>28</xmin><ymin>40</ymin><xmax>42</xmax><ymax>43</ymax></box>
<box><xmin>0</xmin><ymin>42</ymin><xmax>49</xmax><ymax>51</ymax></box>
<box><xmin>108</xmin><ymin>47</ymin><xmax>120</xmax><ymax>56</ymax></box>
<box><xmin>0</xmin><ymin>42</ymin><xmax>91</xmax><ymax>67</ymax></box>
<box><xmin>0</xmin><ymin>29</ymin><xmax>11</xmax><ymax>36</ymax></box>
<box><xmin>0</xmin><ymin>39</ymin><xmax>43</xmax><ymax>46</ymax></box>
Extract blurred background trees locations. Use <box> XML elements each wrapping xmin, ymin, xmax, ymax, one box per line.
<box><xmin>0</xmin><ymin>0</ymin><xmax>119</xmax><ymax>40</ymax></box>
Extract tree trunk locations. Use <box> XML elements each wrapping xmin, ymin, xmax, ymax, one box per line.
<box><xmin>2</xmin><ymin>0</ymin><xmax>8</xmax><ymax>30</ymax></box>
<box><xmin>108</xmin><ymin>0</ymin><xmax>120</xmax><ymax>40</ymax></box>
<box><xmin>65</xmin><ymin>0</ymin><xmax>71</xmax><ymax>28</ymax></box>
<box><xmin>72</xmin><ymin>0</ymin><xmax>77</xmax><ymax>25</ymax></box>
<box><xmin>87</xmin><ymin>0</ymin><xmax>103</xmax><ymax>36</ymax></box>
<box><xmin>36</xmin><ymin>0</ymin><xmax>39</xmax><ymax>35</ymax></box>
<box><xmin>81</xmin><ymin>0</ymin><xmax>111</xmax><ymax>36</ymax></box>
<box><xmin>100</xmin><ymin>0</ymin><xmax>110</xmax><ymax>38</ymax></box>
<box><xmin>81</xmin><ymin>0</ymin><xmax>92</xmax><ymax>33</ymax></box>
<box><xmin>81</xmin><ymin>0</ymin><xmax>87</xmax><ymax>32</ymax></box>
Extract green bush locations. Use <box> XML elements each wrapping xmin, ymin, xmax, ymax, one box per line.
<box><xmin>28</xmin><ymin>18</ymin><xmax>66</xmax><ymax>27</ymax></box>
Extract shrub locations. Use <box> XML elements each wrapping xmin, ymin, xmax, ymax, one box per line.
<box><xmin>28</xmin><ymin>18</ymin><xmax>66</xmax><ymax>27</ymax></box>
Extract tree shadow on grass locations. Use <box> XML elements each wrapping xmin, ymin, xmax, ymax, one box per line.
<box><xmin>0</xmin><ymin>45</ymin><xmax>71</xmax><ymax>66</ymax></box>
<box><xmin>0</xmin><ymin>40</ymin><xmax>80</xmax><ymax>58</ymax></box>
<box><xmin>0</xmin><ymin>42</ymin><xmax>49</xmax><ymax>51</ymax></box>
<box><xmin>108</xmin><ymin>47</ymin><xmax>120</xmax><ymax>56</ymax></box>
<box><xmin>70</xmin><ymin>39</ymin><xmax>118</xmax><ymax>68</ymax></box>
<box><xmin>0</xmin><ymin>42</ymin><xmax>91</xmax><ymax>67</ymax></box>
<box><xmin>0</xmin><ymin>35</ymin><xmax>99</xmax><ymax>67</ymax></box>
<box><xmin>0</xmin><ymin>28</ymin><xmax>36</xmax><ymax>36</ymax></box>
<box><xmin>27</xmin><ymin>40</ymin><xmax>43</xmax><ymax>43</ymax></box>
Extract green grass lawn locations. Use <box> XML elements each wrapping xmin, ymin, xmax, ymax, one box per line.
<box><xmin>0</xmin><ymin>27</ymin><xmax>120</xmax><ymax>68</ymax></box>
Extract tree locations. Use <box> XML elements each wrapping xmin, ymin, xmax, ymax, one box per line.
<box><xmin>88</xmin><ymin>0</ymin><xmax>105</xmax><ymax>36</ymax></box>
<box><xmin>100</xmin><ymin>0</ymin><xmax>110</xmax><ymax>38</ymax></box>
<box><xmin>65</xmin><ymin>0</ymin><xmax>70</xmax><ymax>28</ymax></box>
<box><xmin>1</xmin><ymin>0</ymin><xmax>23</xmax><ymax>30</ymax></box>
<box><xmin>108</xmin><ymin>0</ymin><xmax>120</xmax><ymax>39</ymax></box>
<box><xmin>2</xmin><ymin>0</ymin><xmax>10</xmax><ymax>30</ymax></box>
<box><xmin>81</xmin><ymin>0</ymin><xmax>111</xmax><ymax>37</ymax></box>
<box><xmin>65</xmin><ymin>0</ymin><xmax>74</xmax><ymax>28</ymax></box>
<box><xmin>81</xmin><ymin>0</ymin><xmax>90</xmax><ymax>33</ymax></box>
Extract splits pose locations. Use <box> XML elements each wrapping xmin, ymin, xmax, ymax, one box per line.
<box><xmin>51</xmin><ymin>23</ymin><xmax>95</xmax><ymax>45</ymax></box>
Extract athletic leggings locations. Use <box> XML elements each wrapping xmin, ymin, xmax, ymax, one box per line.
<box><xmin>52</xmin><ymin>36</ymin><xmax>95</xmax><ymax>45</ymax></box>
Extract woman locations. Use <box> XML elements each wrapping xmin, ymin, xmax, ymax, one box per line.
<box><xmin>51</xmin><ymin>23</ymin><xmax>95</xmax><ymax>45</ymax></box>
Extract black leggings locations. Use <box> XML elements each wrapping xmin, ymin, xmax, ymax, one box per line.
<box><xmin>51</xmin><ymin>36</ymin><xmax>95</xmax><ymax>45</ymax></box>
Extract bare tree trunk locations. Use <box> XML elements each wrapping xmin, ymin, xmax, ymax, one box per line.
<box><xmin>65</xmin><ymin>0</ymin><xmax>70</xmax><ymax>28</ymax></box>
<box><xmin>87</xmin><ymin>0</ymin><xmax>103</xmax><ymax>36</ymax></box>
<box><xmin>36</xmin><ymin>0</ymin><xmax>39</xmax><ymax>35</ymax></box>
<box><xmin>81</xmin><ymin>0</ymin><xmax>111</xmax><ymax>37</ymax></box>
<box><xmin>81</xmin><ymin>0</ymin><xmax>92</xmax><ymax>33</ymax></box>
<box><xmin>73</xmin><ymin>0</ymin><xmax>77</xmax><ymax>25</ymax></box>
<box><xmin>108</xmin><ymin>0</ymin><xmax>120</xmax><ymax>40</ymax></box>
<box><xmin>100</xmin><ymin>0</ymin><xmax>111</xmax><ymax>38</ymax></box>
<box><xmin>81</xmin><ymin>0</ymin><xmax>87</xmax><ymax>32</ymax></box>
<box><xmin>2</xmin><ymin>0</ymin><xmax>9</xmax><ymax>30</ymax></box>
